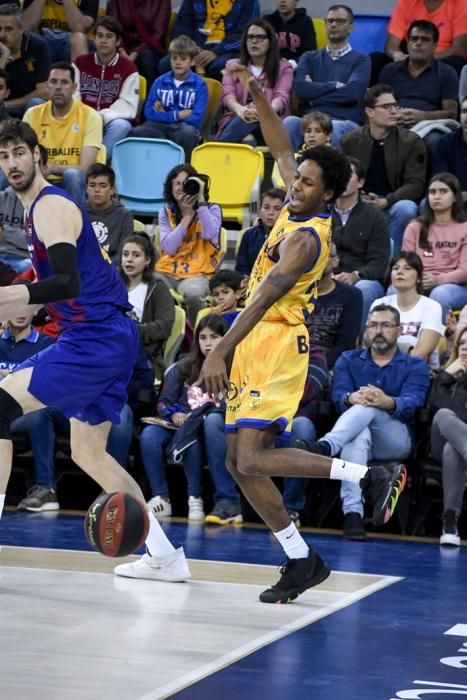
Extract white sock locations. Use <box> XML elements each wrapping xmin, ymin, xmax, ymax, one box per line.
<box><xmin>274</xmin><ymin>521</ymin><xmax>309</xmax><ymax>559</ymax></box>
<box><xmin>145</xmin><ymin>509</ymin><xmax>176</xmax><ymax>558</ymax></box>
<box><xmin>330</xmin><ymin>458</ymin><xmax>368</xmax><ymax>484</ymax></box>
<box><xmin>0</xmin><ymin>494</ymin><xmax>4</xmax><ymax>519</ymax></box>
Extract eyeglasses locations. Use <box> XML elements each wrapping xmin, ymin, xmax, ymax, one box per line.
<box><xmin>325</xmin><ymin>18</ymin><xmax>350</xmax><ymax>25</ymax></box>
<box><xmin>408</xmin><ymin>34</ymin><xmax>433</xmax><ymax>43</ymax></box>
<box><xmin>367</xmin><ymin>322</ymin><xmax>398</xmax><ymax>331</ymax></box>
<box><xmin>246</xmin><ymin>34</ymin><xmax>268</xmax><ymax>42</ymax></box>
<box><xmin>373</xmin><ymin>102</ymin><xmax>399</xmax><ymax>111</ymax></box>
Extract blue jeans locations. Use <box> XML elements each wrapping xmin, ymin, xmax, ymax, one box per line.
<box><xmin>56</xmin><ymin>169</ymin><xmax>86</xmax><ymax>204</ymax></box>
<box><xmin>8</xmin><ymin>97</ymin><xmax>45</xmax><ymax>119</ymax></box>
<box><xmin>218</xmin><ymin>116</ymin><xmax>260</xmax><ymax>145</ymax></box>
<box><xmin>107</xmin><ymin>404</ymin><xmax>134</xmax><ymax>468</ymax></box>
<box><xmin>322</xmin><ymin>405</ymin><xmax>412</xmax><ymax>515</ymax></box>
<box><xmin>0</xmin><ymin>253</ymin><xmax>32</xmax><ymax>273</ymax></box>
<box><xmin>103</xmin><ymin>119</ymin><xmax>132</xmax><ymax>160</ymax></box>
<box><xmin>203</xmin><ymin>411</ymin><xmax>239</xmax><ymax>505</ymax></box>
<box><xmin>131</xmin><ymin>121</ymin><xmax>200</xmax><ymax>161</ymax></box>
<box><xmin>428</xmin><ymin>284</ymin><xmax>467</xmax><ymax>322</ymax></box>
<box><xmin>283</xmin><ymin>115</ymin><xmax>359</xmax><ymax>150</ymax></box>
<box><xmin>281</xmin><ymin>416</ymin><xmax>317</xmax><ymax>511</ymax></box>
<box><xmin>139</xmin><ymin>423</ymin><xmax>204</xmax><ymax>498</ymax></box>
<box><xmin>355</xmin><ymin>279</ymin><xmax>385</xmax><ymax>331</ymax></box>
<box><xmin>157</xmin><ymin>51</ymin><xmax>238</xmax><ymax>80</ymax></box>
<box><xmin>384</xmin><ymin>200</ymin><xmax>418</xmax><ymax>253</ymax></box>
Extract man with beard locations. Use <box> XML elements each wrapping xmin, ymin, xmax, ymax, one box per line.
<box><xmin>303</xmin><ymin>304</ymin><xmax>430</xmax><ymax>540</ymax></box>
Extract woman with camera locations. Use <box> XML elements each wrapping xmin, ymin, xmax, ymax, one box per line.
<box><xmin>156</xmin><ymin>164</ymin><xmax>222</xmax><ymax>326</ymax></box>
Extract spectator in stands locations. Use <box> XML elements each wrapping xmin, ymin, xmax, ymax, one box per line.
<box><xmin>74</xmin><ymin>16</ymin><xmax>139</xmax><ymax>160</ymax></box>
<box><xmin>108</xmin><ymin>0</ymin><xmax>170</xmax><ymax>87</ymax></box>
<box><xmin>120</xmin><ymin>232</ymin><xmax>175</xmax><ymax>382</ymax></box>
<box><xmin>140</xmin><ymin>314</ymin><xmax>242</xmax><ymax>525</ymax></box>
<box><xmin>203</xmin><ymin>269</ymin><xmax>243</xmax><ymax>328</ymax></box>
<box><xmin>22</xmin><ymin>0</ymin><xmax>98</xmax><ymax>62</ymax></box>
<box><xmin>155</xmin><ymin>164</ymin><xmax>222</xmax><ymax>327</ymax></box>
<box><xmin>302</xmin><ymin>304</ymin><xmax>431</xmax><ymax>540</ymax></box>
<box><xmin>283</xmin><ymin>4</ymin><xmax>371</xmax><ymax>149</ymax></box>
<box><xmin>84</xmin><ymin>163</ymin><xmax>133</xmax><ymax>263</ymax></box>
<box><xmin>429</xmin><ymin>324</ymin><xmax>467</xmax><ymax>546</ymax></box>
<box><xmin>23</xmin><ymin>61</ymin><xmax>103</xmax><ymax>203</ymax></box>
<box><xmin>132</xmin><ymin>36</ymin><xmax>207</xmax><ymax>162</ymax></box>
<box><xmin>263</xmin><ymin>0</ymin><xmax>316</xmax><ymax>67</ymax></box>
<box><xmin>402</xmin><ymin>172</ymin><xmax>467</xmax><ymax>321</ymax></box>
<box><xmin>341</xmin><ymin>84</ymin><xmax>427</xmax><ymax>253</ymax></box>
<box><xmin>461</xmin><ymin>64</ymin><xmax>467</xmax><ymax>100</ymax></box>
<box><xmin>0</xmin><ymin>68</ymin><xmax>8</xmax><ymax>123</ymax></box>
<box><xmin>217</xmin><ymin>19</ymin><xmax>293</xmax><ymax>145</ymax></box>
<box><xmin>0</xmin><ymin>4</ymin><xmax>50</xmax><ymax>118</ymax></box>
<box><xmin>307</xmin><ymin>241</ymin><xmax>363</xmax><ymax>370</ymax></box>
<box><xmin>332</xmin><ymin>155</ymin><xmax>390</xmax><ymax>329</ymax></box>
<box><xmin>384</xmin><ymin>0</ymin><xmax>467</xmax><ymax>76</ymax></box>
<box><xmin>235</xmin><ymin>187</ymin><xmax>285</xmax><ymax>278</ymax></box>
<box><xmin>371</xmin><ymin>251</ymin><xmax>444</xmax><ymax>367</ymax></box>
<box><xmin>158</xmin><ymin>0</ymin><xmax>256</xmax><ymax>81</ymax></box>
<box><xmin>379</xmin><ymin>20</ymin><xmax>459</xmax><ymax>148</ymax></box>
<box><xmin>431</xmin><ymin>94</ymin><xmax>467</xmax><ymax>197</ymax></box>
<box><xmin>297</xmin><ymin>111</ymin><xmax>332</xmax><ymax>155</ymax></box>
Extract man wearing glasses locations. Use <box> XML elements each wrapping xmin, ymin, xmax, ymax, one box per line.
<box><xmin>341</xmin><ymin>84</ymin><xmax>427</xmax><ymax>252</ymax></box>
<box><xmin>303</xmin><ymin>304</ymin><xmax>430</xmax><ymax>540</ymax></box>
<box><xmin>283</xmin><ymin>4</ymin><xmax>370</xmax><ymax>148</ymax></box>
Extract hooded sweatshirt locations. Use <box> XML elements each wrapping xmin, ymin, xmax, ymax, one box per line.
<box><xmin>0</xmin><ymin>186</ymin><xmax>28</xmax><ymax>258</ymax></box>
<box><xmin>84</xmin><ymin>199</ymin><xmax>134</xmax><ymax>263</ymax></box>
<box><xmin>262</xmin><ymin>8</ymin><xmax>316</xmax><ymax>60</ymax></box>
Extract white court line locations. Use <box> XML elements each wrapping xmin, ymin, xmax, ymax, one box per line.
<box><xmin>139</xmin><ymin>573</ymin><xmax>403</xmax><ymax>700</ymax></box>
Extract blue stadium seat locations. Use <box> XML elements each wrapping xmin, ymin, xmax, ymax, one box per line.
<box><xmin>351</xmin><ymin>14</ymin><xmax>390</xmax><ymax>54</ymax></box>
<box><xmin>111</xmin><ymin>138</ymin><xmax>185</xmax><ymax>216</ymax></box>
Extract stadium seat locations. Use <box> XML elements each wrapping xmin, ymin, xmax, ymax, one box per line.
<box><xmin>271</xmin><ymin>160</ymin><xmax>286</xmax><ymax>190</ymax></box>
<box><xmin>312</xmin><ymin>18</ymin><xmax>327</xmax><ymax>49</ymax></box>
<box><xmin>164</xmin><ymin>305</ymin><xmax>186</xmax><ymax>367</ymax></box>
<box><xmin>112</xmin><ymin>138</ymin><xmax>185</xmax><ymax>216</ymax></box>
<box><xmin>351</xmin><ymin>14</ymin><xmax>390</xmax><ymax>54</ymax></box>
<box><xmin>133</xmin><ymin>219</ymin><xmax>145</xmax><ymax>232</ymax></box>
<box><xmin>137</xmin><ymin>75</ymin><xmax>147</xmax><ymax>118</ymax></box>
<box><xmin>191</xmin><ymin>143</ymin><xmax>264</xmax><ymax>227</ymax></box>
<box><xmin>201</xmin><ymin>77</ymin><xmax>223</xmax><ymax>138</ymax></box>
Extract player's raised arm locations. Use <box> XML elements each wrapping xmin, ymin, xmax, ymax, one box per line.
<box><xmin>227</xmin><ymin>65</ymin><xmax>297</xmax><ymax>190</ymax></box>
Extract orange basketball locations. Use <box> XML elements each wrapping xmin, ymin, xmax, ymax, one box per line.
<box><xmin>84</xmin><ymin>492</ymin><xmax>149</xmax><ymax>557</ymax></box>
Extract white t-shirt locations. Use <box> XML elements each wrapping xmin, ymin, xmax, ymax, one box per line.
<box><xmin>128</xmin><ymin>282</ymin><xmax>148</xmax><ymax>322</ymax></box>
<box><xmin>371</xmin><ymin>294</ymin><xmax>444</xmax><ymax>368</ymax></box>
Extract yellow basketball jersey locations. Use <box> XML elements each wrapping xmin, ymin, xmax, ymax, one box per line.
<box><xmin>245</xmin><ymin>204</ymin><xmax>332</xmax><ymax>324</ymax></box>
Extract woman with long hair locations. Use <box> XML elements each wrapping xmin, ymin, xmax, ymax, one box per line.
<box><xmin>156</xmin><ymin>164</ymin><xmax>222</xmax><ymax>326</ymax></box>
<box><xmin>402</xmin><ymin>172</ymin><xmax>467</xmax><ymax>321</ymax></box>
<box><xmin>371</xmin><ymin>251</ymin><xmax>444</xmax><ymax>366</ymax></box>
<box><xmin>216</xmin><ymin>18</ymin><xmax>293</xmax><ymax>145</ymax></box>
<box><xmin>429</xmin><ymin>325</ymin><xmax>467</xmax><ymax>546</ymax></box>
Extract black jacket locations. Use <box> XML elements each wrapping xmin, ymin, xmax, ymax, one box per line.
<box><xmin>262</xmin><ymin>8</ymin><xmax>316</xmax><ymax>60</ymax></box>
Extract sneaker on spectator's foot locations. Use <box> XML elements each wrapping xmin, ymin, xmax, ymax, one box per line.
<box><xmin>148</xmin><ymin>495</ymin><xmax>172</xmax><ymax>519</ymax></box>
<box><xmin>360</xmin><ymin>464</ymin><xmax>407</xmax><ymax>526</ymax></box>
<box><xmin>293</xmin><ymin>438</ymin><xmax>332</xmax><ymax>457</ymax></box>
<box><xmin>259</xmin><ymin>549</ymin><xmax>331</xmax><ymax>604</ymax></box>
<box><xmin>113</xmin><ymin>547</ymin><xmax>191</xmax><ymax>581</ymax></box>
<box><xmin>205</xmin><ymin>503</ymin><xmax>243</xmax><ymax>525</ymax></box>
<box><xmin>17</xmin><ymin>485</ymin><xmax>59</xmax><ymax>512</ymax></box>
<box><xmin>287</xmin><ymin>509</ymin><xmax>301</xmax><ymax>528</ymax></box>
<box><xmin>440</xmin><ymin>509</ymin><xmax>460</xmax><ymax>546</ymax></box>
<box><xmin>343</xmin><ymin>512</ymin><xmax>366</xmax><ymax>541</ymax></box>
<box><xmin>188</xmin><ymin>496</ymin><xmax>204</xmax><ymax>521</ymax></box>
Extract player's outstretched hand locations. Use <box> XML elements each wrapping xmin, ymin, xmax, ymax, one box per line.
<box><xmin>196</xmin><ymin>349</ymin><xmax>230</xmax><ymax>400</ymax></box>
<box><xmin>226</xmin><ymin>63</ymin><xmax>258</xmax><ymax>92</ymax></box>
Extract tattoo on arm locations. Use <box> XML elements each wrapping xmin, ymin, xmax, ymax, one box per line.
<box><xmin>268</xmin><ymin>272</ymin><xmax>295</xmax><ymax>294</ymax></box>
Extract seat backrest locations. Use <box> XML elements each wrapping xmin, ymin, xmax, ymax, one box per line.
<box><xmin>112</xmin><ymin>138</ymin><xmax>185</xmax><ymax>215</ymax></box>
<box><xmin>312</xmin><ymin>18</ymin><xmax>327</xmax><ymax>49</ymax></box>
<box><xmin>271</xmin><ymin>160</ymin><xmax>286</xmax><ymax>190</ymax></box>
<box><xmin>201</xmin><ymin>77</ymin><xmax>223</xmax><ymax>137</ymax></box>
<box><xmin>164</xmin><ymin>305</ymin><xmax>186</xmax><ymax>366</ymax></box>
<box><xmin>351</xmin><ymin>14</ymin><xmax>390</xmax><ymax>54</ymax></box>
<box><xmin>137</xmin><ymin>75</ymin><xmax>147</xmax><ymax>118</ymax></box>
<box><xmin>133</xmin><ymin>218</ymin><xmax>145</xmax><ymax>232</ymax></box>
<box><xmin>191</xmin><ymin>143</ymin><xmax>264</xmax><ymax>226</ymax></box>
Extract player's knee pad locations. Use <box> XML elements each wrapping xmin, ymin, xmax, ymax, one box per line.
<box><xmin>0</xmin><ymin>388</ymin><xmax>23</xmax><ymax>439</ymax></box>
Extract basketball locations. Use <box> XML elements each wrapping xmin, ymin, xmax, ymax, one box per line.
<box><xmin>84</xmin><ymin>492</ymin><xmax>149</xmax><ymax>557</ymax></box>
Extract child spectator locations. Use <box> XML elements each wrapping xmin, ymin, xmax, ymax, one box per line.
<box><xmin>120</xmin><ymin>233</ymin><xmax>175</xmax><ymax>382</ymax></box>
<box><xmin>263</xmin><ymin>0</ymin><xmax>316</xmax><ymax>67</ymax></box>
<box><xmin>235</xmin><ymin>188</ymin><xmax>286</xmax><ymax>277</ymax></box>
<box><xmin>297</xmin><ymin>111</ymin><xmax>332</xmax><ymax>156</ymax></box>
<box><xmin>85</xmin><ymin>163</ymin><xmax>133</xmax><ymax>263</ymax></box>
<box><xmin>131</xmin><ymin>35</ymin><xmax>208</xmax><ymax>161</ymax></box>
<box><xmin>140</xmin><ymin>314</ymin><xmax>242</xmax><ymax>524</ymax></box>
<box><xmin>207</xmin><ymin>269</ymin><xmax>243</xmax><ymax>326</ymax></box>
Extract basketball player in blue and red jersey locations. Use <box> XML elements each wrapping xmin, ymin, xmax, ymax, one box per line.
<box><xmin>195</xmin><ymin>66</ymin><xmax>408</xmax><ymax>603</ymax></box>
<box><xmin>0</xmin><ymin>119</ymin><xmax>190</xmax><ymax>583</ymax></box>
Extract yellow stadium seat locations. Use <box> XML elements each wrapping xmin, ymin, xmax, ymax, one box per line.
<box><xmin>96</xmin><ymin>143</ymin><xmax>107</xmax><ymax>164</ymax></box>
<box><xmin>312</xmin><ymin>18</ymin><xmax>327</xmax><ymax>49</ymax></box>
<box><xmin>271</xmin><ymin>160</ymin><xmax>286</xmax><ymax>189</ymax></box>
<box><xmin>201</xmin><ymin>77</ymin><xmax>223</xmax><ymax>138</ymax></box>
<box><xmin>164</xmin><ymin>305</ymin><xmax>186</xmax><ymax>366</ymax></box>
<box><xmin>133</xmin><ymin>219</ymin><xmax>145</xmax><ymax>232</ymax></box>
<box><xmin>191</xmin><ymin>143</ymin><xmax>264</xmax><ymax>227</ymax></box>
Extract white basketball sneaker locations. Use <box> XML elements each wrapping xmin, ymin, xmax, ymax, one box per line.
<box><xmin>113</xmin><ymin>547</ymin><xmax>191</xmax><ymax>582</ymax></box>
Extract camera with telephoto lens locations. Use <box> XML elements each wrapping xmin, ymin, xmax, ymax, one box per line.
<box><xmin>183</xmin><ymin>174</ymin><xmax>210</xmax><ymax>196</ymax></box>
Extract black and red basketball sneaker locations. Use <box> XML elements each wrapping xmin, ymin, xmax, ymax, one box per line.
<box><xmin>259</xmin><ymin>549</ymin><xmax>331</xmax><ymax>604</ymax></box>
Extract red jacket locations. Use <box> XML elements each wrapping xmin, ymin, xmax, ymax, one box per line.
<box><xmin>107</xmin><ymin>0</ymin><xmax>171</xmax><ymax>56</ymax></box>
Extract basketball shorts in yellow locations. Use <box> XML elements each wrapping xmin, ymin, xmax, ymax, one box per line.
<box><xmin>226</xmin><ymin>320</ymin><xmax>309</xmax><ymax>436</ymax></box>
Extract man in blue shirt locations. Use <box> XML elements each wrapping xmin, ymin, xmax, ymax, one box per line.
<box><xmin>303</xmin><ymin>304</ymin><xmax>431</xmax><ymax>539</ymax></box>
<box><xmin>283</xmin><ymin>4</ymin><xmax>370</xmax><ymax>148</ymax></box>
<box><xmin>132</xmin><ymin>35</ymin><xmax>208</xmax><ymax>161</ymax></box>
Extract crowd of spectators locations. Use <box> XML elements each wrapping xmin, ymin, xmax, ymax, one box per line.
<box><xmin>0</xmin><ymin>0</ymin><xmax>466</xmax><ymax>544</ymax></box>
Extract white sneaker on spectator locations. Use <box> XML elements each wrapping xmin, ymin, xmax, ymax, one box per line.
<box><xmin>148</xmin><ymin>495</ymin><xmax>172</xmax><ymax>518</ymax></box>
<box><xmin>188</xmin><ymin>496</ymin><xmax>204</xmax><ymax>521</ymax></box>
<box><xmin>113</xmin><ymin>547</ymin><xmax>191</xmax><ymax>581</ymax></box>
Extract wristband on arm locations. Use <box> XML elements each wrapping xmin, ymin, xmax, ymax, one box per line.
<box><xmin>27</xmin><ymin>242</ymin><xmax>81</xmax><ymax>304</ymax></box>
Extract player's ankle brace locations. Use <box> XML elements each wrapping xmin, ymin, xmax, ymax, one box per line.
<box><xmin>0</xmin><ymin>388</ymin><xmax>23</xmax><ymax>439</ymax></box>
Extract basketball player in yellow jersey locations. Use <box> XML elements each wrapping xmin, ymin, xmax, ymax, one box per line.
<box><xmin>198</xmin><ymin>66</ymin><xmax>407</xmax><ymax>604</ymax></box>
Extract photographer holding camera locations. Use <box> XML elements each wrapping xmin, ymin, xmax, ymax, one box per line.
<box><xmin>155</xmin><ymin>164</ymin><xmax>223</xmax><ymax>326</ymax></box>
